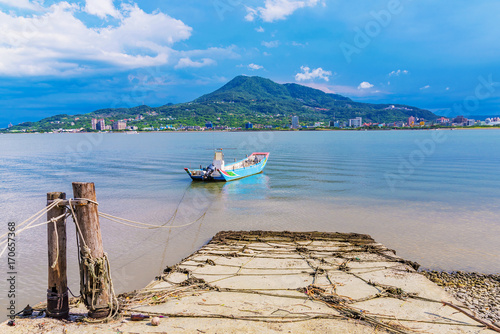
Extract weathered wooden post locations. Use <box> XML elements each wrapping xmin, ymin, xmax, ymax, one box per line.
<box><xmin>71</xmin><ymin>182</ymin><xmax>111</xmax><ymax>319</ymax></box>
<box><xmin>46</xmin><ymin>192</ymin><xmax>69</xmax><ymax>319</ymax></box>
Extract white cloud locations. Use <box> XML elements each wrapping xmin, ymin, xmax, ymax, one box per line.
<box><xmin>291</xmin><ymin>41</ymin><xmax>307</xmax><ymax>47</ymax></box>
<box><xmin>389</xmin><ymin>69</ymin><xmax>409</xmax><ymax>76</ymax></box>
<box><xmin>245</xmin><ymin>6</ymin><xmax>258</xmax><ymax>21</ymax></box>
<box><xmin>0</xmin><ymin>0</ymin><xmax>38</xmax><ymax>10</ymax></box>
<box><xmin>358</xmin><ymin>81</ymin><xmax>374</xmax><ymax>89</ymax></box>
<box><xmin>298</xmin><ymin>82</ymin><xmax>336</xmax><ymax>93</ymax></box>
<box><xmin>255</xmin><ymin>26</ymin><xmax>265</xmax><ymax>32</ymax></box>
<box><xmin>295</xmin><ymin>66</ymin><xmax>332</xmax><ymax>82</ymax></box>
<box><xmin>420</xmin><ymin>85</ymin><xmax>430</xmax><ymax>90</ymax></box>
<box><xmin>261</xmin><ymin>40</ymin><xmax>279</xmax><ymax>48</ymax></box>
<box><xmin>175</xmin><ymin>57</ymin><xmax>216</xmax><ymax>69</ymax></box>
<box><xmin>245</xmin><ymin>0</ymin><xmax>320</xmax><ymax>23</ymax></box>
<box><xmin>248</xmin><ymin>63</ymin><xmax>263</xmax><ymax>70</ymax></box>
<box><xmin>297</xmin><ymin>82</ymin><xmax>389</xmax><ymax>97</ymax></box>
<box><xmin>0</xmin><ymin>2</ymin><xmax>196</xmax><ymax>76</ymax></box>
<box><xmin>177</xmin><ymin>45</ymin><xmax>239</xmax><ymax>63</ymax></box>
<box><xmin>445</xmin><ymin>87</ymin><xmax>450</xmax><ymax>91</ymax></box>
<box><xmin>84</xmin><ymin>0</ymin><xmax>120</xmax><ymax>19</ymax></box>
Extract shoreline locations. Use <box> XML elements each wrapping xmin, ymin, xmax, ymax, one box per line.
<box><xmin>2</xmin><ymin>126</ymin><xmax>500</xmax><ymax>134</ymax></box>
<box><xmin>420</xmin><ymin>270</ymin><xmax>500</xmax><ymax>326</ymax></box>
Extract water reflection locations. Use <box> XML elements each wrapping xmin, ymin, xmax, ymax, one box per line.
<box><xmin>185</xmin><ymin>172</ymin><xmax>270</xmax><ymax>202</ymax></box>
<box><xmin>221</xmin><ymin>173</ymin><xmax>270</xmax><ymax>200</ymax></box>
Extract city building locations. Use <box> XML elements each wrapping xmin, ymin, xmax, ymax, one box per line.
<box><xmin>453</xmin><ymin>115</ymin><xmax>468</xmax><ymax>125</ymax></box>
<box><xmin>96</xmin><ymin>119</ymin><xmax>105</xmax><ymax>131</ymax></box>
<box><xmin>112</xmin><ymin>120</ymin><xmax>127</xmax><ymax>130</ymax></box>
<box><xmin>467</xmin><ymin>119</ymin><xmax>475</xmax><ymax>126</ymax></box>
<box><xmin>408</xmin><ymin>116</ymin><xmax>416</xmax><ymax>127</ymax></box>
<box><xmin>348</xmin><ymin>117</ymin><xmax>362</xmax><ymax>128</ymax></box>
<box><xmin>329</xmin><ymin>121</ymin><xmax>341</xmax><ymax>128</ymax></box>
<box><xmin>245</xmin><ymin>122</ymin><xmax>253</xmax><ymax>129</ymax></box>
<box><xmin>435</xmin><ymin>117</ymin><xmax>450</xmax><ymax>124</ymax></box>
<box><xmin>8</xmin><ymin>122</ymin><xmax>13</xmax><ymax>128</ymax></box>
<box><xmin>205</xmin><ymin>122</ymin><xmax>213</xmax><ymax>129</ymax></box>
<box><xmin>485</xmin><ymin>117</ymin><xmax>500</xmax><ymax>125</ymax></box>
<box><xmin>291</xmin><ymin>116</ymin><xmax>299</xmax><ymax>129</ymax></box>
<box><xmin>91</xmin><ymin>118</ymin><xmax>97</xmax><ymax>130</ymax></box>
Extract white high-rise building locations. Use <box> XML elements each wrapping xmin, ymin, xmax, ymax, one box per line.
<box><xmin>349</xmin><ymin>117</ymin><xmax>362</xmax><ymax>128</ymax></box>
<box><xmin>291</xmin><ymin>116</ymin><xmax>299</xmax><ymax>129</ymax></box>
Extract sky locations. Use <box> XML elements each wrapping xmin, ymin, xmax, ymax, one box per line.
<box><xmin>1</xmin><ymin>0</ymin><xmax>500</xmax><ymax>127</ymax></box>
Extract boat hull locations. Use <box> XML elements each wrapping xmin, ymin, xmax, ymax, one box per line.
<box><xmin>185</xmin><ymin>152</ymin><xmax>269</xmax><ymax>182</ymax></box>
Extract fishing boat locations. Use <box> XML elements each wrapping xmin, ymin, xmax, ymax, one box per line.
<box><xmin>185</xmin><ymin>150</ymin><xmax>269</xmax><ymax>181</ymax></box>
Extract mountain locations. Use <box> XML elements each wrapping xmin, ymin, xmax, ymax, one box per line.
<box><xmin>195</xmin><ymin>75</ymin><xmax>351</xmax><ymax>104</ymax></box>
<box><xmin>189</xmin><ymin>75</ymin><xmax>436</xmax><ymax>124</ymax></box>
<box><xmin>7</xmin><ymin>75</ymin><xmax>437</xmax><ymax>131</ymax></box>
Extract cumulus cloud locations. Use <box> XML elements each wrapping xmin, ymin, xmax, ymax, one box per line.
<box><xmin>358</xmin><ymin>81</ymin><xmax>374</xmax><ymax>89</ymax></box>
<box><xmin>84</xmin><ymin>0</ymin><xmax>120</xmax><ymax>18</ymax></box>
<box><xmin>244</xmin><ymin>6</ymin><xmax>258</xmax><ymax>21</ymax></box>
<box><xmin>261</xmin><ymin>40</ymin><xmax>279</xmax><ymax>48</ymax></box>
<box><xmin>175</xmin><ymin>57</ymin><xmax>216</xmax><ymax>69</ymax></box>
<box><xmin>0</xmin><ymin>2</ymin><xmax>200</xmax><ymax>76</ymax></box>
<box><xmin>255</xmin><ymin>26</ymin><xmax>265</xmax><ymax>32</ymax></box>
<box><xmin>245</xmin><ymin>0</ymin><xmax>320</xmax><ymax>23</ymax></box>
<box><xmin>295</xmin><ymin>66</ymin><xmax>332</xmax><ymax>82</ymax></box>
<box><xmin>248</xmin><ymin>63</ymin><xmax>263</xmax><ymax>70</ymax></box>
<box><xmin>420</xmin><ymin>85</ymin><xmax>430</xmax><ymax>90</ymax></box>
<box><xmin>0</xmin><ymin>0</ymin><xmax>38</xmax><ymax>10</ymax></box>
<box><xmin>389</xmin><ymin>69</ymin><xmax>409</xmax><ymax>76</ymax></box>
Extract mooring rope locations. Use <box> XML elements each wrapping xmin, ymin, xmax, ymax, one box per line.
<box><xmin>67</xmin><ymin>198</ymin><xmax>119</xmax><ymax>322</ymax></box>
<box><xmin>0</xmin><ymin>199</ymin><xmax>65</xmax><ymax>257</ymax></box>
<box><xmin>98</xmin><ymin>211</ymin><xmax>207</xmax><ymax>229</ymax></box>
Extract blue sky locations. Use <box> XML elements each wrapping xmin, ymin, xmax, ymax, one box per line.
<box><xmin>1</xmin><ymin>0</ymin><xmax>500</xmax><ymax>127</ymax></box>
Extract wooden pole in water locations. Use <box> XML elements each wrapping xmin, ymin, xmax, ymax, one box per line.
<box><xmin>46</xmin><ymin>192</ymin><xmax>69</xmax><ymax>319</ymax></box>
<box><xmin>71</xmin><ymin>182</ymin><xmax>110</xmax><ymax>319</ymax></box>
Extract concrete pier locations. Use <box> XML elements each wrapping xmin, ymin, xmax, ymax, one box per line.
<box><xmin>3</xmin><ymin>231</ymin><xmax>498</xmax><ymax>333</ymax></box>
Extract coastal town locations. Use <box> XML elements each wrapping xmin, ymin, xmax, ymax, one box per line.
<box><xmin>4</xmin><ymin>113</ymin><xmax>500</xmax><ymax>133</ymax></box>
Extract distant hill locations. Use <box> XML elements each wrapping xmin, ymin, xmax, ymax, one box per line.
<box><xmin>195</xmin><ymin>75</ymin><xmax>351</xmax><ymax>104</ymax></box>
<box><xmin>7</xmin><ymin>75</ymin><xmax>437</xmax><ymax>131</ymax></box>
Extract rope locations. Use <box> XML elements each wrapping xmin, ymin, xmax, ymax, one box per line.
<box><xmin>68</xmin><ymin>198</ymin><xmax>119</xmax><ymax>322</ymax></box>
<box><xmin>68</xmin><ymin>199</ymin><xmax>87</xmax><ymax>248</ymax></box>
<box><xmin>50</xmin><ymin>218</ymin><xmax>59</xmax><ymax>269</ymax></box>
<box><xmin>0</xmin><ymin>198</ymin><xmax>63</xmax><ymax>239</ymax></box>
<box><xmin>73</xmin><ymin>198</ymin><xmax>99</xmax><ymax>206</ymax></box>
<box><xmin>0</xmin><ymin>200</ymin><xmax>65</xmax><ymax>257</ymax></box>
<box><xmin>442</xmin><ymin>301</ymin><xmax>500</xmax><ymax>333</ymax></box>
<box><xmin>98</xmin><ymin>211</ymin><xmax>207</xmax><ymax>229</ymax></box>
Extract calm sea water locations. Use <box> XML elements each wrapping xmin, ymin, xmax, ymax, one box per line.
<box><xmin>1</xmin><ymin>130</ymin><xmax>499</xmax><ymax>316</ymax></box>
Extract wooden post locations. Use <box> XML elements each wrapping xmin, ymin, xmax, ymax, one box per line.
<box><xmin>72</xmin><ymin>182</ymin><xmax>111</xmax><ymax>319</ymax></box>
<box><xmin>46</xmin><ymin>192</ymin><xmax>69</xmax><ymax>319</ymax></box>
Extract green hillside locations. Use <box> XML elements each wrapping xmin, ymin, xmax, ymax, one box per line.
<box><xmin>7</xmin><ymin>75</ymin><xmax>437</xmax><ymax>131</ymax></box>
